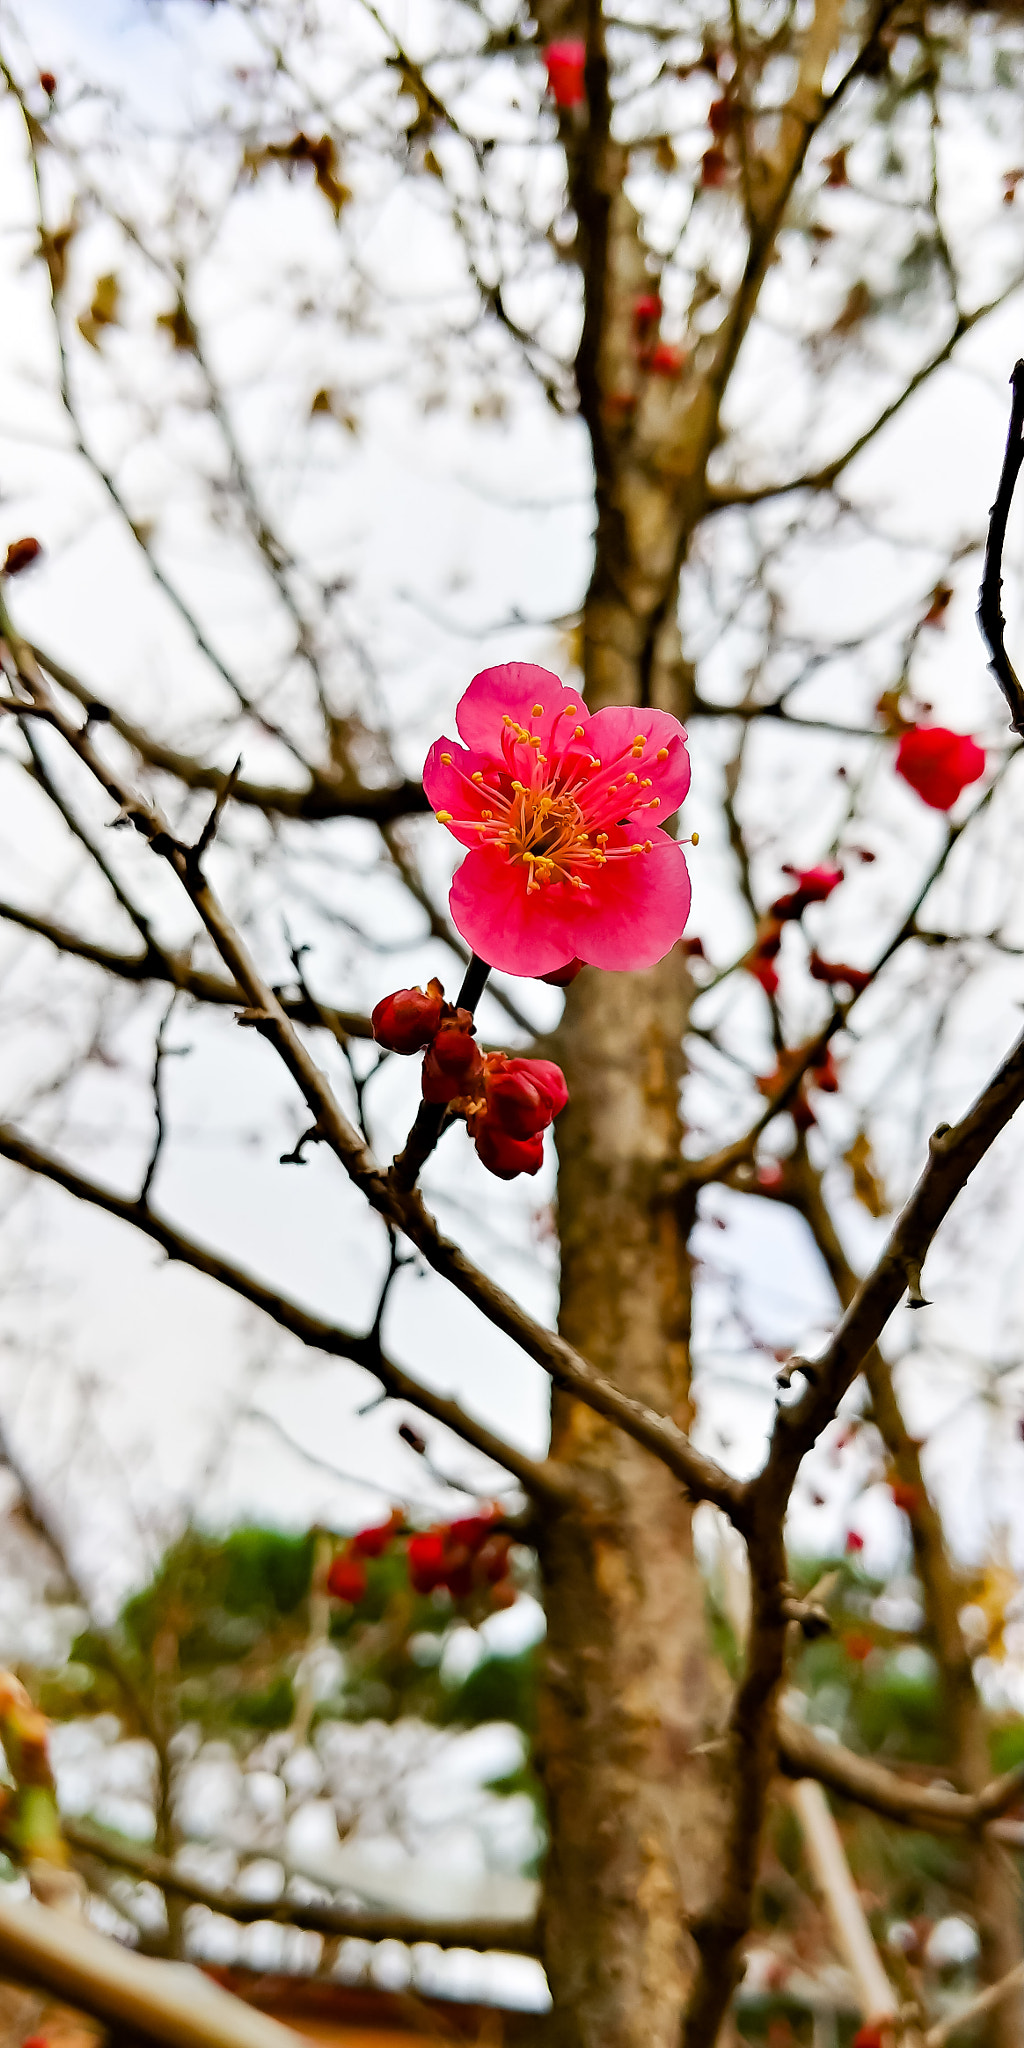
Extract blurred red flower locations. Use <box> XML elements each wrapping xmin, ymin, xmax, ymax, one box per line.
<box><xmin>896</xmin><ymin>726</ymin><xmax>984</xmax><ymax>810</ymax></box>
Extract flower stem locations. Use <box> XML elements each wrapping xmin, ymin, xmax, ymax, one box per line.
<box><xmin>390</xmin><ymin>956</ymin><xmax>492</xmax><ymax>1191</ymax></box>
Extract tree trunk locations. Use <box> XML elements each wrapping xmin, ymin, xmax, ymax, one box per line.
<box><xmin>538</xmin><ymin>794</ymin><xmax>730</xmax><ymax>2046</ymax></box>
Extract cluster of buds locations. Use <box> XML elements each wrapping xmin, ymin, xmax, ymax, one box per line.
<box><xmin>326</xmin><ymin>1507</ymin><xmax>404</xmax><ymax>1604</ymax></box>
<box><xmin>371</xmin><ymin>981</ymin><xmax>569</xmax><ymax>1179</ymax></box>
<box><xmin>745</xmin><ymin>864</ymin><xmax>844</xmax><ymax>998</ymax></box>
<box><xmin>759</xmin><ymin>1038</ymin><xmax>840</xmax><ymax>1131</ymax></box>
<box><xmin>631</xmin><ymin>292</ymin><xmax>686</xmax><ymax>378</ymax></box>
<box><xmin>326</xmin><ymin>1506</ymin><xmax>515</xmax><ymax>1612</ymax></box>
<box><xmin>408</xmin><ymin>1508</ymin><xmax>514</xmax><ymax>1605</ymax></box>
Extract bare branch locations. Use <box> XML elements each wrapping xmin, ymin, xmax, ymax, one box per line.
<box><xmin>33</xmin><ymin>646</ymin><xmax>429</xmax><ymax>824</ymax></box>
<box><xmin>64</xmin><ymin>1819</ymin><xmax>539</xmax><ymax>1955</ymax></box>
<box><xmin>977</xmin><ymin>358</ymin><xmax>1024</xmax><ymax>735</ymax></box>
<box><xmin>0</xmin><ymin>895</ymin><xmax>376</xmax><ymax>1039</ymax></box>
<box><xmin>0</xmin><ymin>1120</ymin><xmax>573</xmax><ymax>1505</ymax></box>
<box><xmin>0</xmin><ymin>1887</ymin><xmax>316</xmax><ymax>2048</ymax></box>
<box><xmin>778</xmin><ymin>1713</ymin><xmax>1024</xmax><ymax>1835</ymax></box>
<box><xmin>762</xmin><ymin>1013</ymin><xmax>1024</xmax><ymax>1482</ymax></box>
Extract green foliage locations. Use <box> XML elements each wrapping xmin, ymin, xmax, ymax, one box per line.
<box><xmin>440</xmin><ymin>1646</ymin><xmax>538</xmax><ymax>1734</ymax></box>
<box><xmin>34</xmin><ymin>1524</ymin><xmax>535</xmax><ymax>1745</ymax></box>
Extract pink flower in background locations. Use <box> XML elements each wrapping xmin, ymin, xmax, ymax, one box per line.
<box><xmin>895</xmin><ymin>726</ymin><xmax>985</xmax><ymax>810</ymax></box>
<box><xmin>544</xmin><ymin>40</ymin><xmax>586</xmax><ymax>108</ymax></box>
<box><xmin>424</xmin><ymin>663</ymin><xmax>692</xmax><ymax>978</ymax></box>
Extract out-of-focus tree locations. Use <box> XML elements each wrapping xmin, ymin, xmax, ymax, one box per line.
<box><xmin>1</xmin><ymin>3</ymin><xmax>1024</xmax><ymax>2046</ymax></box>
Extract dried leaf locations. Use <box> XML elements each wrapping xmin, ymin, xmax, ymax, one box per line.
<box><xmin>156</xmin><ymin>299</ymin><xmax>198</xmax><ymax>352</ymax></box>
<box><xmin>243</xmin><ymin>132</ymin><xmax>351</xmax><ymax>217</ymax></box>
<box><xmin>831</xmin><ymin>280</ymin><xmax>872</xmax><ymax>335</ymax></box>
<box><xmin>37</xmin><ymin>216</ymin><xmax>76</xmax><ymax>297</ymax></box>
<box><xmin>844</xmin><ymin>1129</ymin><xmax>888</xmax><ymax>1217</ymax></box>
<box><xmin>310</xmin><ymin>388</ymin><xmax>358</xmax><ymax>433</ymax></box>
<box><xmin>964</xmin><ymin>1556</ymin><xmax>1019</xmax><ymax>1660</ymax></box>
<box><xmin>77</xmin><ymin>272</ymin><xmax>120</xmax><ymax>348</ymax></box>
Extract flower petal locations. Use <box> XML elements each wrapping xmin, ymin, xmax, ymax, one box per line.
<box><xmin>566</xmin><ymin>823</ymin><xmax>691</xmax><ymax>970</ymax></box>
<box><xmin>449</xmin><ymin>844</ymin><xmax>581</xmax><ymax>977</ymax></box>
<box><xmin>423</xmin><ymin>737</ymin><xmax>508</xmax><ymax>848</ymax></box>
<box><xmin>584</xmin><ymin>706</ymin><xmax>691</xmax><ymax>816</ymax></box>
<box><xmin>455</xmin><ymin>663</ymin><xmax>582</xmax><ymax>754</ymax></box>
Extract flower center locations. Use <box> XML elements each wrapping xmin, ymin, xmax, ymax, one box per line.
<box><xmin>435</xmin><ymin>709</ymin><xmax>670</xmax><ymax>892</ymax></box>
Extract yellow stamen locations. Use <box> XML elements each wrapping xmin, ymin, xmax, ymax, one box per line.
<box><xmin>656</xmin><ymin>747</ymin><xmax>669</xmax><ymax>761</ymax></box>
<box><xmin>441</xmin><ymin>752</ymin><xmax>452</xmax><ymax>764</ymax></box>
<box><xmin>436</xmin><ymin>811</ymin><xmax>453</xmax><ymax>824</ymax></box>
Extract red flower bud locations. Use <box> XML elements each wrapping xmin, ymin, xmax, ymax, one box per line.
<box><xmin>771</xmin><ymin>864</ymin><xmax>843</xmax><ymax>920</ymax></box>
<box><xmin>481</xmin><ymin>1054</ymin><xmax>568</xmax><ymax>1139</ymax></box>
<box><xmin>889</xmin><ymin>1478</ymin><xmax>921</xmax><ymax>1515</ymax></box>
<box><xmin>895</xmin><ymin>726</ymin><xmax>985</xmax><ymax>811</ymax></box>
<box><xmin>809</xmin><ymin>952</ymin><xmax>871</xmax><ymax>995</ymax></box>
<box><xmin>444</xmin><ymin>1548</ymin><xmax>475</xmax><ymax>1599</ymax></box>
<box><xmin>544</xmin><ymin>40</ymin><xmax>586</xmax><ymax>108</ymax></box>
<box><xmin>603</xmin><ymin>391</ymin><xmax>637</xmax><ymax>424</ymax></box>
<box><xmin>701</xmin><ymin>145</ymin><xmax>729</xmax><ymax>187</ymax></box>
<box><xmin>351</xmin><ymin>1508</ymin><xmax>401</xmax><ymax>1558</ymax></box>
<box><xmin>922</xmin><ymin>582</ymin><xmax>953</xmax><ymax>628</ymax></box>
<box><xmin>708</xmin><ymin>97</ymin><xmax>733</xmax><ymax>134</ymax></box>
<box><xmin>3</xmin><ymin>537</ymin><xmax>42</xmax><ymax>577</ymax></box>
<box><xmin>407</xmin><ymin>1531</ymin><xmax>446</xmax><ymax>1595</ymax></box>
<box><xmin>844</xmin><ymin>1632</ymin><xmax>874</xmax><ymax>1663</ymax></box>
<box><xmin>632</xmin><ymin>293</ymin><xmax>662</xmax><ymax>335</ymax></box>
<box><xmin>473</xmin><ymin>1113</ymin><xmax>545</xmax><ymax>1180</ymax></box>
<box><xmin>646</xmin><ymin>341</ymin><xmax>685</xmax><ymax>377</ymax></box>
<box><xmin>808</xmin><ymin>1046</ymin><xmax>840</xmax><ymax>1093</ymax></box>
<box><xmin>327</xmin><ymin>1550</ymin><xmax>367</xmax><ymax>1604</ymax></box>
<box><xmin>477</xmin><ymin>1534</ymin><xmax>512</xmax><ymax>1583</ymax></box>
<box><xmin>539</xmin><ymin>957</ymin><xmax>584</xmax><ymax>986</ymax></box>
<box><xmin>748</xmin><ymin>956</ymin><xmax>779</xmax><ymax>997</ymax></box>
<box><xmin>446</xmin><ymin>1510</ymin><xmax>497</xmax><ymax>1552</ymax></box>
<box><xmin>421</xmin><ymin>1022</ymin><xmax>483</xmax><ymax>1102</ymax></box>
<box><xmin>371</xmin><ymin>979</ymin><xmax>444</xmax><ymax>1053</ymax></box>
<box><xmin>39</xmin><ymin>73</ymin><xmax>57</xmax><ymax>97</ymax></box>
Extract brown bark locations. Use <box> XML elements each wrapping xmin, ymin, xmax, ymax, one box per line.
<box><xmin>538</xmin><ymin>825</ymin><xmax>730</xmax><ymax>2048</ymax></box>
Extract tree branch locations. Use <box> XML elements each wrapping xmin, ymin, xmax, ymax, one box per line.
<box><xmin>762</xmin><ymin>1012</ymin><xmax>1024</xmax><ymax>1484</ymax></box>
<box><xmin>0</xmin><ymin>608</ymin><xmax>743</xmax><ymax>1517</ymax></box>
<box><xmin>32</xmin><ymin>645</ymin><xmax>429</xmax><ymax>823</ymax></box>
<box><xmin>63</xmin><ymin>1818</ymin><xmax>539</xmax><ymax>1954</ymax></box>
<box><xmin>777</xmin><ymin>1713</ymin><xmax>1024</xmax><ymax>1835</ymax></box>
<box><xmin>0</xmin><ymin>1888</ymin><xmax>312</xmax><ymax>2048</ymax></box>
<box><xmin>977</xmin><ymin>359</ymin><xmax>1024</xmax><ymax>735</ymax></box>
<box><xmin>0</xmin><ymin>1120</ymin><xmax>573</xmax><ymax>1505</ymax></box>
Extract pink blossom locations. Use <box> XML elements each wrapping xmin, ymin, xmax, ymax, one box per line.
<box><xmin>424</xmin><ymin>663</ymin><xmax>692</xmax><ymax>978</ymax></box>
